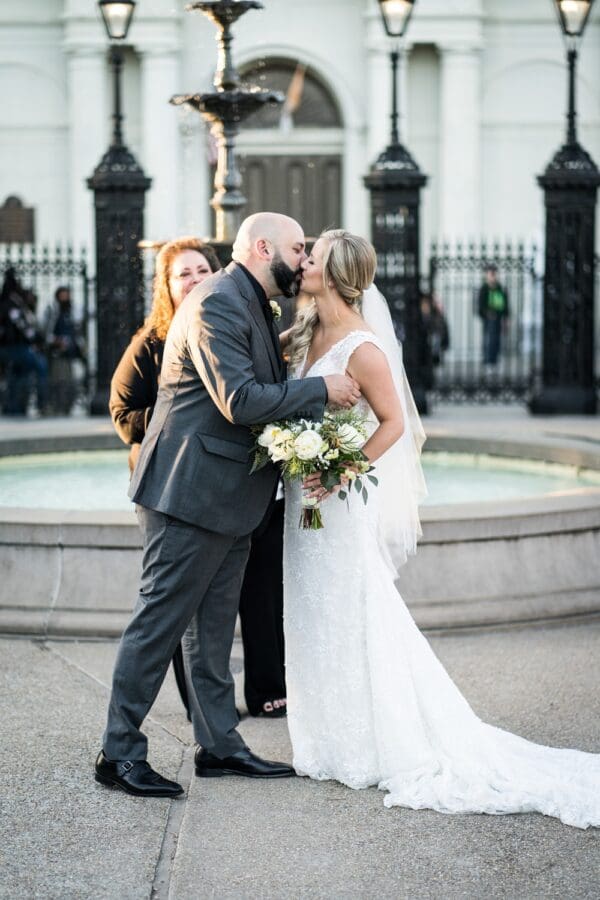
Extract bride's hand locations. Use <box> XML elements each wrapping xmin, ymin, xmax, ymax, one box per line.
<box><xmin>303</xmin><ymin>472</ymin><xmax>338</xmax><ymax>502</ymax></box>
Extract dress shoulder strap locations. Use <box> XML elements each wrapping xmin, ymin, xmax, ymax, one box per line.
<box><xmin>337</xmin><ymin>330</ymin><xmax>386</xmax><ymax>370</ymax></box>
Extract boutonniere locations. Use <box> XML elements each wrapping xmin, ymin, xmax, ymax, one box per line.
<box><xmin>270</xmin><ymin>300</ymin><xmax>282</xmax><ymax>321</ymax></box>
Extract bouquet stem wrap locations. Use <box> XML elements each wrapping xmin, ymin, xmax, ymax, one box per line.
<box><xmin>300</xmin><ymin>494</ymin><xmax>324</xmax><ymax>529</ymax></box>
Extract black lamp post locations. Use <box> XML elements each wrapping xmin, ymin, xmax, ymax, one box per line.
<box><xmin>377</xmin><ymin>0</ymin><xmax>415</xmax><ymax>146</ymax></box>
<box><xmin>555</xmin><ymin>0</ymin><xmax>594</xmax><ymax>146</ymax></box>
<box><xmin>87</xmin><ymin>0</ymin><xmax>151</xmax><ymax>415</ymax></box>
<box><xmin>530</xmin><ymin>0</ymin><xmax>599</xmax><ymax>414</ymax></box>
<box><xmin>364</xmin><ymin>0</ymin><xmax>429</xmax><ymax>413</ymax></box>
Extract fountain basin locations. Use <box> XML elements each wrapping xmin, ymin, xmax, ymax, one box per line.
<box><xmin>0</xmin><ymin>431</ymin><xmax>599</xmax><ymax>636</ymax></box>
<box><xmin>2</xmin><ymin>448</ymin><xmax>599</xmax><ymax>510</ymax></box>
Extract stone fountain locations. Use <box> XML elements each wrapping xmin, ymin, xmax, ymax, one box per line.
<box><xmin>171</xmin><ymin>0</ymin><xmax>284</xmax><ymax>243</ymax></box>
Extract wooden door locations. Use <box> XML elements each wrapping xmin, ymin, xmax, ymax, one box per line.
<box><xmin>237</xmin><ymin>154</ymin><xmax>342</xmax><ymax>239</ymax></box>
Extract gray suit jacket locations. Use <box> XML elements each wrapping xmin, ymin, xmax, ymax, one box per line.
<box><xmin>129</xmin><ymin>262</ymin><xmax>327</xmax><ymax>535</ymax></box>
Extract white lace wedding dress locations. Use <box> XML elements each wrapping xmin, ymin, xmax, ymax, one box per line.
<box><xmin>283</xmin><ymin>330</ymin><xmax>600</xmax><ymax>829</ymax></box>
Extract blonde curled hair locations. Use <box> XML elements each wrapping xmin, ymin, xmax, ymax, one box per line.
<box><xmin>287</xmin><ymin>229</ymin><xmax>377</xmax><ymax>369</ymax></box>
<box><xmin>143</xmin><ymin>237</ymin><xmax>220</xmax><ymax>342</ymax></box>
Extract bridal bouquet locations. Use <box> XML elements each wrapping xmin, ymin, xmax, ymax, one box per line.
<box><xmin>251</xmin><ymin>410</ymin><xmax>377</xmax><ymax>529</ymax></box>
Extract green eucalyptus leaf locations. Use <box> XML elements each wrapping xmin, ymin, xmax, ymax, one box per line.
<box><xmin>325</xmin><ymin>472</ymin><xmax>339</xmax><ymax>490</ymax></box>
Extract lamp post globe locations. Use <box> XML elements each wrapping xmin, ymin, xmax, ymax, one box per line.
<box><xmin>377</xmin><ymin>0</ymin><xmax>415</xmax><ymax>38</ymax></box>
<box><xmin>554</xmin><ymin>0</ymin><xmax>593</xmax><ymax>39</ymax></box>
<box><xmin>98</xmin><ymin>0</ymin><xmax>136</xmax><ymax>41</ymax></box>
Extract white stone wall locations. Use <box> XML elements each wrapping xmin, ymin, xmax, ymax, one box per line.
<box><xmin>0</xmin><ymin>1</ymin><xmax>70</xmax><ymax>244</ymax></box>
<box><xmin>0</xmin><ymin>0</ymin><xmax>598</xmax><ymax>261</ymax></box>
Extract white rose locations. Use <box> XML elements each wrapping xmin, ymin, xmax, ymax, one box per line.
<box><xmin>294</xmin><ymin>430</ymin><xmax>327</xmax><ymax>461</ymax></box>
<box><xmin>270</xmin><ymin>442</ymin><xmax>294</xmax><ymax>462</ymax></box>
<box><xmin>258</xmin><ymin>425</ymin><xmax>282</xmax><ymax>448</ymax></box>
<box><xmin>269</xmin><ymin>429</ymin><xmax>294</xmax><ymax>462</ymax></box>
<box><xmin>337</xmin><ymin>423</ymin><xmax>364</xmax><ymax>451</ymax></box>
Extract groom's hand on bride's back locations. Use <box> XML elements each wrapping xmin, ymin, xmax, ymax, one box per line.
<box><xmin>323</xmin><ymin>373</ymin><xmax>361</xmax><ymax>409</ymax></box>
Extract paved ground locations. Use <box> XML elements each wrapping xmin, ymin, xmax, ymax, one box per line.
<box><xmin>1</xmin><ymin>403</ymin><xmax>600</xmax><ymax>445</ymax></box>
<box><xmin>1</xmin><ymin>619</ymin><xmax>599</xmax><ymax>899</ymax></box>
<box><xmin>1</xmin><ymin>406</ymin><xmax>599</xmax><ymax>897</ymax></box>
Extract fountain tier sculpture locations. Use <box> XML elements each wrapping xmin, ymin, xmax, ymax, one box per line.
<box><xmin>171</xmin><ymin>1</ymin><xmax>284</xmax><ymax>242</ymax></box>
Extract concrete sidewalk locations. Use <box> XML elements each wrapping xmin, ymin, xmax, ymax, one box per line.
<box><xmin>1</xmin><ymin>406</ymin><xmax>599</xmax><ymax>897</ymax></box>
<box><xmin>2</xmin><ymin>620</ymin><xmax>599</xmax><ymax>899</ymax></box>
<box><xmin>1</xmin><ymin>403</ymin><xmax>600</xmax><ymax>445</ymax></box>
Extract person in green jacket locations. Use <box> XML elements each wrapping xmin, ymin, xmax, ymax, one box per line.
<box><xmin>478</xmin><ymin>264</ymin><xmax>510</xmax><ymax>367</ymax></box>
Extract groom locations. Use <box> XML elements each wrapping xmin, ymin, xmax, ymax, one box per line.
<box><xmin>95</xmin><ymin>212</ymin><xmax>361</xmax><ymax>797</ymax></box>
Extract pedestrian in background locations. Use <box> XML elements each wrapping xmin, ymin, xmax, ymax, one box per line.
<box><xmin>0</xmin><ymin>267</ymin><xmax>48</xmax><ymax>415</ymax></box>
<box><xmin>420</xmin><ymin>292</ymin><xmax>450</xmax><ymax>368</ymax></box>
<box><xmin>477</xmin><ymin>264</ymin><xmax>510</xmax><ymax>370</ymax></box>
<box><xmin>45</xmin><ymin>285</ymin><xmax>84</xmax><ymax>415</ymax></box>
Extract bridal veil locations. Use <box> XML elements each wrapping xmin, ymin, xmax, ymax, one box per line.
<box><xmin>361</xmin><ymin>284</ymin><xmax>428</xmax><ymax>570</ymax></box>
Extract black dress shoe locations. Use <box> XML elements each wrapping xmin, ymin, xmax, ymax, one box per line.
<box><xmin>195</xmin><ymin>746</ymin><xmax>295</xmax><ymax>779</ymax></box>
<box><xmin>94</xmin><ymin>750</ymin><xmax>184</xmax><ymax>798</ymax></box>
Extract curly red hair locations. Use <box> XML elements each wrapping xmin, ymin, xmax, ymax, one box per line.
<box><xmin>144</xmin><ymin>237</ymin><xmax>220</xmax><ymax>341</ymax></box>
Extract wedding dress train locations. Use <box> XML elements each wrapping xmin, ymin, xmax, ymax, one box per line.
<box><xmin>283</xmin><ymin>330</ymin><xmax>600</xmax><ymax>829</ymax></box>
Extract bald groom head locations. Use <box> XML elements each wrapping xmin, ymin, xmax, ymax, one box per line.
<box><xmin>231</xmin><ymin>212</ymin><xmax>306</xmax><ymax>299</ymax></box>
<box><xmin>232</xmin><ymin>212</ymin><xmax>304</xmax><ymax>259</ymax></box>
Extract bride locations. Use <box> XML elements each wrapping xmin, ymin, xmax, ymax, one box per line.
<box><xmin>281</xmin><ymin>229</ymin><xmax>600</xmax><ymax>829</ymax></box>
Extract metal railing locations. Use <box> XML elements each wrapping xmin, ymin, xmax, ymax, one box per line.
<box><xmin>0</xmin><ymin>243</ymin><xmax>93</xmax><ymax>411</ymax></box>
<box><xmin>426</xmin><ymin>239</ymin><xmax>543</xmax><ymax>403</ymax></box>
<box><xmin>2</xmin><ymin>241</ymin><xmax>597</xmax><ymax>411</ymax></box>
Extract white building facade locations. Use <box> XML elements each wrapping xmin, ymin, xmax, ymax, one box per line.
<box><xmin>1</xmin><ymin>0</ymin><xmax>599</xmax><ymax>259</ymax></box>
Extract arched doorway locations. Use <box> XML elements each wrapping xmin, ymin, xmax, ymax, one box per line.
<box><xmin>234</xmin><ymin>58</ymin><xmax>343</xmax><ymax>238</ymax></box>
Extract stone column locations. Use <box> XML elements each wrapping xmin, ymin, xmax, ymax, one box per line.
<box><xmin>344</xmin><ymin>123</ymin><xmax>369</xmax><ymax>235</ymax></box>
<box><xmin>178</xmin><ymin>115</ymin><xmax>212</xmax><ymax>237</ymax></box>
<box><xmin>438</xmin><ymin>44</ymin><xmax>482</xmax><ymax>239</ymax></box>
<box><xmin>139</xmin><ymin>47</ymin><xmax>180</xmax><ymax>241</ymax></box>
<box><xmin>66</xmin><ymin>46</ymin><xmax>107</xmax><ymax>253</ymax></box>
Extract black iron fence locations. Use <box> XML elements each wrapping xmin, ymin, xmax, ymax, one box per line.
<box><xmin>1</xmin><ymin>242</ymin><xmax>598</xmax><ymax>412</ymax></box>
<box><xmin>0</xmin><ymin>243</ymin><xmax>93</xmax><ymax>410</ymax></box>
<box><xmin>426</xmin><ymin>240</ymin><xmax>543</xmax><ymax>403</ymax></box>
<box><xmin>0</xmin><ymin>244</ymin><xmax>91</xmax><ymax>322</ymax></box>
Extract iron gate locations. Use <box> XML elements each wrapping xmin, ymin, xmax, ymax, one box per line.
<box><xmin>2</xmin><ymin>242</ymin><xmax>597</xmax><ymax>411</ymax></box>
<box><xmin>426</xmin><ymin>240</ymin><xmax>543</xmax><ymax>403</ymax></box>
<box><xmin>0</xmin><ymin>243</ymin><xmax>93</xmax><ymax>409</ymax></box>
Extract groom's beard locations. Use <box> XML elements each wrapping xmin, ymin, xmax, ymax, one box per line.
<box><xmin>270</xmin><ymin>253</ymin><xmax>302</xmax><ymax>298</ymax></box>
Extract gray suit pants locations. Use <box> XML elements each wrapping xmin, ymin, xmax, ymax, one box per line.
<box><xmin>103</xmin><ymin>506</ymin><xmax>250</xmax><ymax>761</ymax></box>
